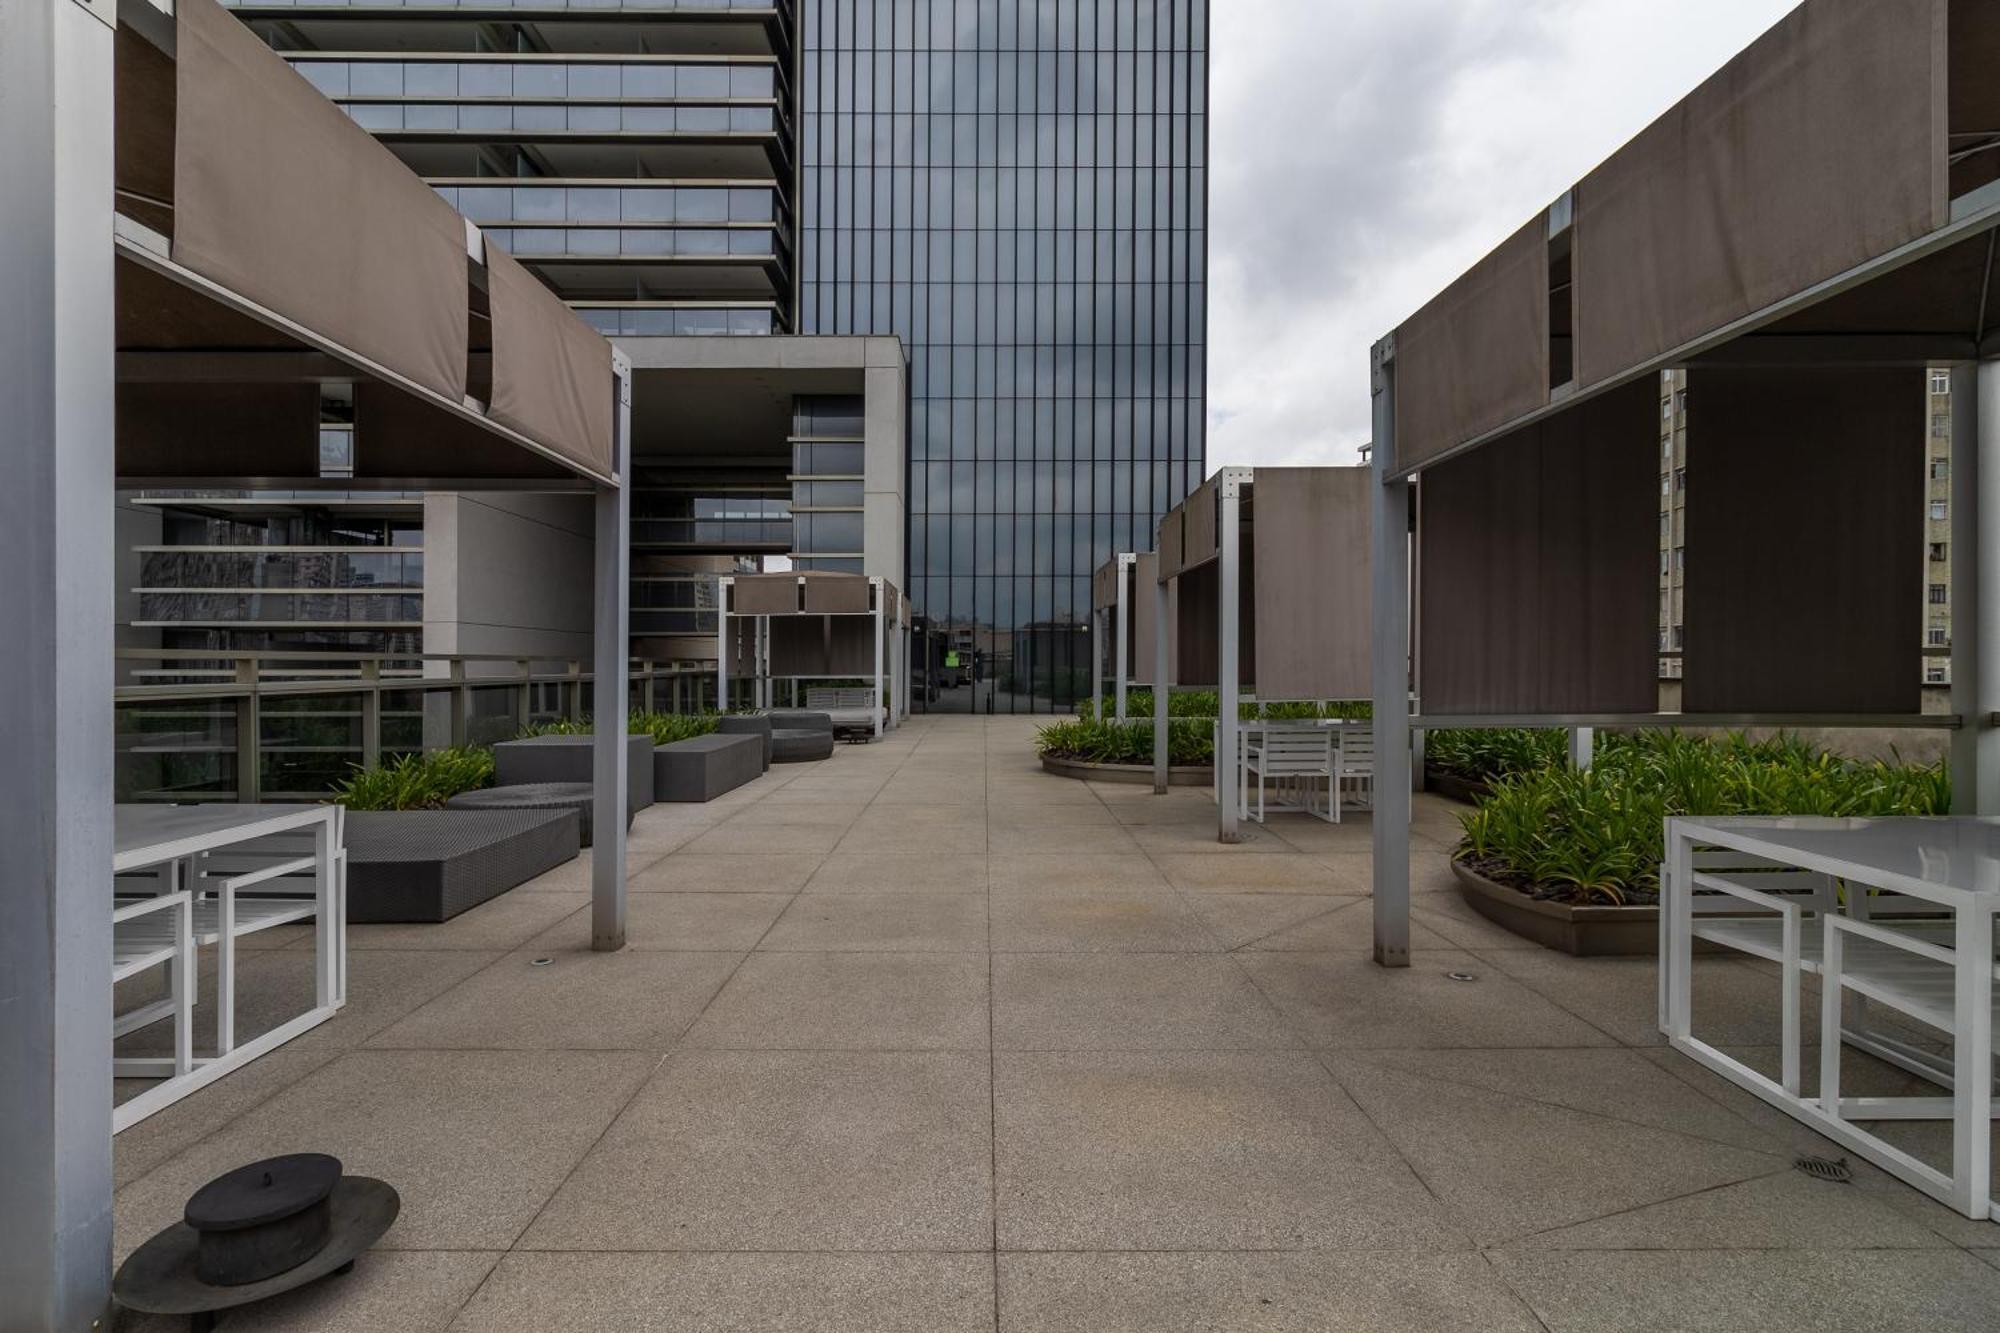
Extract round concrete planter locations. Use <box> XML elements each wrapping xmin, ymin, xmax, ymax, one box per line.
<box><xmin>1039</xmin><ymin>755</ymin><xmax>1214</xmax><ymax>786</ymax></box>
<box><xmin>1450</xmin><ymin>857</ymin><xmax>1660</xmax><ymax>957</ymax></box>
<box><xmin>1424</xmin><ymin>769</ymin><xmax>1490</xmax><ymax>806</ymax></box>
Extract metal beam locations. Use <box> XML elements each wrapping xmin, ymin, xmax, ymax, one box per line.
<box><xmin>1370</xmin><ymin>337</ymin><xmax>1413</xmax><ymax>968</ymax></box>
<box><xmin>0</xmin><ymin>0</ymin><xmax>117</xmax><ymax>1324</ymax></box>
<box><xmin>591</xmin><ymin>352</ymin><xmax>632</xmax><ymax>952</ymax></box>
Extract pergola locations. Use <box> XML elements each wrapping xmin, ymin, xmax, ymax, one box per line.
<box><xmin>1150</xmin><ymin>466</ymin><xmax>1373</xmax><ymax>835</ymax></box>
<box><xmin>1089</xmin><ymin>551</ymin><xmax>1172</xmax><ymax>722</ymax></box>
<box><xmin>6</xmin><ymin>0</ymin><xmax>633</xmax><ymax>1320</ymax></box>
<box><xmin>716</xmin><ymin>572</ymin><xmax>907</xmax><ymax>736</ymax></box>
<box><xmin>1368</xmin><ymin>0</ymin><xmax>2000</xmax><ymax>966</ymax></box>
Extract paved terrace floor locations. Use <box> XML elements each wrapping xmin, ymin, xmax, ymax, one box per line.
<box><xmin>114</xmin><ymin>716</ymin><xmax>2000</xmax><ymax>1331</ymax></box>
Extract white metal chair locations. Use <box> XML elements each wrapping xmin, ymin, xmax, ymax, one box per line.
<box><xmin>803</xmin><ymin>686</ymin><xmax>879</xmax><ymax>736</ymax></box>
<box><xmin>1333</xmin><ymin>725</ymin><xmax>1375</xmax><ymax>820</ymax></box>
<box><xmin>1241</xmin><ymin>725</ymin><xmax>1336</xmax><ymax>823</ymax></box>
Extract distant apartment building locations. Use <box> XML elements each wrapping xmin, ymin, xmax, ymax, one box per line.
<box><xmin>1656</xmin><ymin>366</ymin><xmax>1954</xmax><ymax>708</ymax></box>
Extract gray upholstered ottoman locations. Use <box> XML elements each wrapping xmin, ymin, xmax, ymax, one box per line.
<box><xmin>345</xmin><ymin>808</ymin><xmax>580</xmax><ymax>923</ymax></box>
<box><xmin>715</xmin><ymin>714</ymin><xmax>773</xmax><ymax>770</ymax></box>
<box><xmin>445</xmin><ymin>781</ymin><xmax>634</xmax><ymax>847</ymax></box>
<box><xmin>494</xmin><ymin>733</ymin><xmax>654</xmax><ymax>813</ymax></box>
<box><xmin>654</xmin><ymin>733</ymin><xmax>763</xmax><ymax>802</ymax></box>
<box><xmin>771</xmin><ymin>728</ymin><xmax>836</xmax><ymax>763</ymax></box>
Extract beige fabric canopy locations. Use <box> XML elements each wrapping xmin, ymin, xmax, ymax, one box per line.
<box><xmin>1154</xmin><ymin>468</ymin><xmax>1371</xmax><ymax>700</ymax></box>
<box><xmin>111</xmin><ymin>0</ymin><xmax>616</xmax><ymax>486</ymax></box>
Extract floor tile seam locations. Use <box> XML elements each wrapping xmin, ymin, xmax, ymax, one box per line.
<box><xmin>1220</xmin><ymin>900</ymin><xmax>1368</xmax><ymax>954</ymax></box>
<box><xmin>112</xmin><ymin>1049</ymin><xmax>341</xmax><ymax>1201</ymax></box>
<box><xmin>1316</xmin><ymin>1052</ymin><xmax>1798</xmax><ymax>1159</ymax></box>
<box><xmin>1472</xmin><ymin>1249</ymin><xmax>1559</xmax><ymax>1333</ymax></box>
<box><xmin>1456</xmin><ymin>943</ymin><xmax>1651</xmax><ymax>1050</ymax></box>
<box><xmin>335</xmin><ymin>947</ymin><xmax>527</xmax><ymax>1054</ymax></box>
<box><xmin>488</xmin><ymin>1048</ymin><xmax>675</xmax><ymax>1259</ymax></box>
<box><xmin>1294</xmin><ymin>1044</ymin><xmax>1477</xmax><ymax>1245</ymax></box>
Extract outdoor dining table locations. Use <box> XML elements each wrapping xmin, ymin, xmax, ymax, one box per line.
<box><xmin>112</xmin><ymin>803</ymin><xmax>347</xmax><ymax>1132</ymax></box>
<box><xmin>1662</xmin><ymin>814</ymin><xmax>2000</xmax><ymax>1221</ymax></box>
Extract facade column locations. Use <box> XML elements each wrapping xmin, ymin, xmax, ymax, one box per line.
<box><xmin>1370</xmin><ymin>338</ymin><xmax>1413</xmax><ymax>967</ymax></box>
<box><xmin>1115</xmin><ymin>554</ymin><xmax>1131</xmax><ymax>722</ymax></box>
<box><xmin>0</xmin><ymin>0</ymin><xmax>118</xmax><ymax>1323</ymax></box>
<box><xmin>1953</xmin><ymin>360</ymin><xmax>2000</xmax><ymax>813</ymax></box>
<box><xmin>591</xmin><ymin>353</ymin><xmax>633</xmax><ymax>951</ymax></box>
<box><xmin>1091</xmin><ymin>608</ymin><xmax>1104</xmax><ymax>718</ymax></box>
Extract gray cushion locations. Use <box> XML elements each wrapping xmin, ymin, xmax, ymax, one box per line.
<box><xmin>445</xmin><ymin>782</ymin><xmax>634</xmax><ymax>848</ymax></box>
<box><xmin>345</xmin><ymin>809</ymin><xmax>580</xmax><ymax>923</ymax></box>
<box><xmin>765</xmin><ymin>710</ymin><xmax>834</xmax><ymax>735</ymax></box>
<box><xmin>654</xmin><ymin>733</ymin><xmax>763</xmax><ymax>802</ymax></box>
<box><xmin>771</xmin><ymin>728</ymin><xmax>836</xmax><ymax>763</ymax></box>
<box><xmin>716</xmin><ymin>714</ymin><xmax>773</xmax><ymax>770</ymax></box>
<box><xmin>493</xmin><ymin>733</ymin><xmax>654</xmax><ymax>813</ymax></box>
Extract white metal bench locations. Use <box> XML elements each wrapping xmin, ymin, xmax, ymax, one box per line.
<box><xmin>804</xmin><ymin>687</ymin><xmax>880</xmax><ymax>738</ymax></box>
<box><xmin>1241</xmin><ymin>725</ymin><xmax>1336</xmax><ymax>823</ymax></box>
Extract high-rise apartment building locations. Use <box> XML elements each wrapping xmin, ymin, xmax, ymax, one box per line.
<box><xmin>226</xmin><ymin>2</ymin><xmax>1206</xmax><ymax>712</ymax></box>
<box><xmin>798</xmin><ymin>1</ymin><xmax>1210</xmax><ymax>710</ymax></box>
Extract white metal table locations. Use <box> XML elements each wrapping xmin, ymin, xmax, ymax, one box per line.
<box><xmin>1663</xmin><ymin>815</ymin><xmax>2000</xmax><ymax>1220</ymax></box>
<box><xmin>112</xmin><ymin>803</ymin><xmax>347</xmax><ymax>1132</ymax></box>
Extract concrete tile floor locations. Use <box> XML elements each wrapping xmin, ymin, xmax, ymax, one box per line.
<box><xmin>112</xmin><ymin>715</ymin><xmax>2000</xmax><ymax>1331</ymax></box>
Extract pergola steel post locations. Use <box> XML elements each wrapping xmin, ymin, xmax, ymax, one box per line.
<box><xmin>873</xmin><ymin>579</ymin><xmax>885</xmax><ymax>739</ymax></box>
<box><xmin>1</xmin><ymin>0</ymin><xmax>117</xmax><ymax>1322</ymax></box>
<box><xmin>1115</xmin><ymin>553</ymin><xmax>1132</xmax><ymax>722</ymax></box>
<box><xmin>591</xmin><ymin>352</ymin><xmax>633</xmax><ymax>952</ymax></box>
<box><xmin>1569</xmin><ymin>727</ymin><xmax>1595</xmax><ymax>771</ymax></box>
<box><xmin>1370</xmin><ymin>338</ymin><xmax>1413</xmax><ymax>967</ymax></box>
<box><xmin>1217</xmin><ymin>468</ymin><xmax>1248</xmax><ymax>843</ymax></box>
<box><xmin>1153</xmin><ymin>566</ymin><xmax>1170</xmax><ymax>794</ymax></box>
<box><xmin>1956</xmin><ymin>359</ymin><xmax>2000</xmax><ymax>814</ymax></box>
<box><xmin>715</xmin><ymin>576</ymin><xmax>731</xmax><ymax>715</ymax></box>
<box><xmin>1091</xmin><ymin>607</ymin><xmax>1104</xmax><ymax>718</ymax></box>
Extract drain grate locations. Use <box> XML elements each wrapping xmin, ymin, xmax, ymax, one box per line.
<box><xmin>1793</xmin><ymin>1154</ymin><xmax>1852</xmax><ymax>1184</ymax></box>
<box><xmin>1444</xmin><ymin>971</ymin><xmax>1478</xmax><ymax>983</ymax></box>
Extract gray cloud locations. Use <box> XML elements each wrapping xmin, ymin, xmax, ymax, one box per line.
<box><xmin>1204</xmin><ymin>0</ymin><xmax>1802</xmax><ymax>470</ymax></box>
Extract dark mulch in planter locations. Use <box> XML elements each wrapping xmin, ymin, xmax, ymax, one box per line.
<box><xmin>1453</xmin><ymin>852</ymin><xmax>1661</xmax><ymax>909</ymax></box>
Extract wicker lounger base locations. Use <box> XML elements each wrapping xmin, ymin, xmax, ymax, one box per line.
<box><xmin>493</xmin><ymin>734</ymin><xmax>655</xmax><ymax>814</ymax></box>
<box><xmin>444</xmin><ymin>782</ymin><xmax>635</xmax><ymax>847</ymax></box>
<box><xmin>770</xmin><ymin>729</ymin><xmax>836</xmax><ymax>763</ymax></box>
<box><xmin>715</xmin><ymin>714</ymin><xmax>773</xmax><ymax>770</ymax></box>
<box><xmin>655</xmin><ymin>733</ymin><xmax>764</xmax><ymax>801</ymax></box>
<box><xmin>345</xmin><ymin>809</ymin><xmax>580</xmax><ymax>923</ymax></box>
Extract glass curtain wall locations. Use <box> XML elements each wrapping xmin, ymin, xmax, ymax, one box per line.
<box><xmin>798</xmin><ymin>0</ymin><xmax>1208</xmax><ymax>712</ymax></box>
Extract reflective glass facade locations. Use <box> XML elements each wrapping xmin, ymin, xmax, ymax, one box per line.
<box><xmin>798</xmin><ymin>0</ymin><xmax>1208</xmax><ymax>711</ymax></box>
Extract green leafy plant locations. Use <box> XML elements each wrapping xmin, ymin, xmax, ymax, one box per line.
<box><xmin>1457</xmin><ymin>731</ymin><xmax>1949</xmax><ymax>907</ymax></box>
<box><xmin>1079</xmin><ymin>690</ymin><xmax>1368</xmax><ymax>723</ymax></box>
<box><xmin>330</xmin><ymin>746</ymin><xmax>495</xmax><ymax>811</ymax></box>
<box><xmin>520</xmin><ymin>711</ymin><xmax>720</xmax><ymax>746</ymax></box>
<box><xmin>1036</xmin><ymin>718</ymin><xmax>1216</xmax><ymax>766</ymax></box>
<box><xmin>1425</xmin><ymin>728</ymin><xmax>1568</xmax><ymax>784</ymax></box>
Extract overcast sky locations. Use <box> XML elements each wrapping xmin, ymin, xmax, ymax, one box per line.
<box><xmin>1203</xmin><ymin>0</ymin><xmax>1802</xmax><ymax>470</ymax></box>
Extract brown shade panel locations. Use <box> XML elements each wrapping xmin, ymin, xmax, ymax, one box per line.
<box><xmin>1158</xmin><ymin>509</ymin><xmax>1185</xmax><ymax>578</ymax></box>
<box><xmin>1252</xmin><ymin>468</ymin><xmax>1372</xmax><ymax>702</ymax></box>
<box><xmin>1394</xmin><ymin>217</ymin><xmax>1550</xmax><ymax>470</ymax></box>
<box><xmin>1575</xmin><ymin>0</ymin><xmax>1946</xmax><ymax>388</ymax></box>
<box><xmin>116</xmin><ymin>381</ymin><xmax>318</xmax><ymax>483</ymax></box>
<box><xmin>353</xmin><ymin>383</ymin><xmax>575</xmax><ymax>483</ymax></box>
<box><xmin>1418</xmin><ymin>378</ymin><xmax>1659</xmax><ymax>715</ymax></box>
<box><xmin>1682</xmin><ymin>367</ymin><xmax>1923</xmax><ymax>714</ymax></box>
<box><xmin>170</xmin><ymin>0</ymin><xmax>467</xmax><ymax>403</ymax></box>
<box><xmin>114</xmin><ymin>21</ymin><xmax>175</xmax><ymax>235</ymax></box>
<box><xmin>484</xmin><ymin>243</ymin><xmax>616</xmax><ymax>480</ymax></box>
<box><xmin>1128</xmin><ymin>553</ymin><xmax>1171</xmax><ymax>685</ymax></box>
<box><xmin>1092</xmin><ymin>557</ymin><xmax>1120</xmax><ymax>612</ymax></box>
<box><xmin>1949</xmin><ymin>2</ymin><xmax>2000</xmax><ymax>201</ymax></box>
<box><xmin>732</xmin><ymin>574</ymin><xmax>800</xmax><ymax>616</ymax></box>
<box><xmin>801</xmin><ymin>572</ymin><xmax>872</xmax><ymax>614</ymax></box>
<box><xmin>768</xmin><ymin>617</ymin><xmax>878</xmax><ymax>677</ymax></box>
<box><xmin>1172</xmin><ymin>546</ymin><xmax>1257</xmax><ymax>690</ymax></box>
<box><xmin>1181</xmin><ymin>476</ymin><xmax>1220</xmax><ymax>572</ymax></box>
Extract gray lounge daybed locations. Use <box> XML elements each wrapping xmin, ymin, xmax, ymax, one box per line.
<box><xmin>345</xmin><ymin>808</ymin><xmax>580</xmax><ymax>923</ymax></box>
<box><xmin>766</xmin><ymin>710</ymin><xmax>836</xmax><ymax>763</ymax></box>
<box><xmin>444</xmin><ymin>781</ymin><xmax>630</xmax><ymax>847</ymax></box>
<box><xmin>655</xmin><ymin>733</ymin><xmax>763</xmax><ymax>802</ymax></box>
<box><xmin>493</xmin><ymin>732</ymin><xmax>655</xmax><ymax>813</ymax></box>
<box><xmin>715</xmin><ymin>713</ymin><xmax>773</xmax><ymax>769</ymax></box>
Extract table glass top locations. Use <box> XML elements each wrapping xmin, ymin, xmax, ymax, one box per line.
<box><xmin>114</xmin><ymin>803</ymin><xmax>324</xmax><ymax>860</ymax></box>
<box><xmin>1676</xmin><ymin>815</ymin><xmax>2000</xmax><ymax>897</ymax></box>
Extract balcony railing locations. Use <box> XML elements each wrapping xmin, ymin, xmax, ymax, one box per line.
<box><xmin>116</xmin><ymin>650</ymin><xmax>724</xmax><ymax>804</ymax></box>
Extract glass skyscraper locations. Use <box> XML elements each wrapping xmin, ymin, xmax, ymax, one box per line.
<box><xmin>797</xmin><ymin>1</ymin><xmax>1209</xmax><ymax>711</ymax></box>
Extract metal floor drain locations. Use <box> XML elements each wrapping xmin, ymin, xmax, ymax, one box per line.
<box><xmin>1794</xmin><ymin>1154</ymin><xmax>1852</xmax><ymax>1184</ymax></box>
<box><xmin>530</xmin><ymin>957</ymin><xmax>554</xmax><ymax>968</ymax></box>
<box><xmin>1444</xmin><ymin>971</ymin><xmax>1478</xmax><ymax>983</ymax></box>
